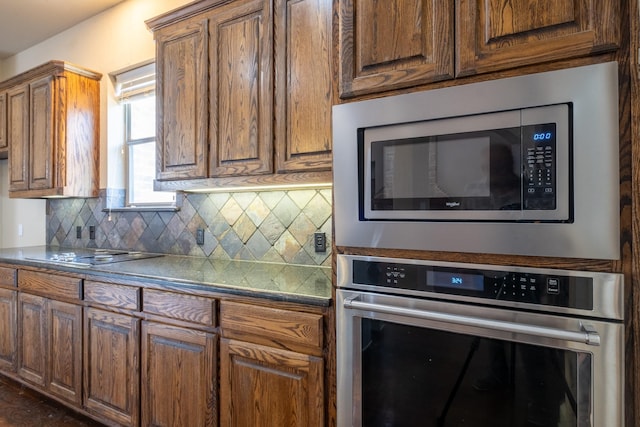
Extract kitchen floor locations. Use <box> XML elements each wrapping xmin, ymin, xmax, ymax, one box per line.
<box><xmin>0</xmin><ymin>376</ymin><xmax>104</xmax><ymax>426</ymax></box>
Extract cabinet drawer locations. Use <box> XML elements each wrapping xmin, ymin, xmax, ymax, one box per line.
<box><xmin>220</xmin><ymin>301</ymin><xmax>323</xmax><ymax>353</ymax></box>
<box><xmin>84</xmin><ymin>281</ymin><xmax>140</xmax><ymax>311</ymax></box>
<box><xmin>18</xmin><ymin>270</ymin><xmax>81</xmax><ymax>301</ymax></box>
<box><xmin>143</xmin><ymin>289</ymin><xmax>216</xmax><ymax>327</ymax></box>
<box><xmin>0</xmin><ymin>266</ymin><xmax>17</xmax><ymax>288</ymax></box>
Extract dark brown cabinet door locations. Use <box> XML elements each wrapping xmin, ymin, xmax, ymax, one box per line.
<box><xmin>47</xmin><ymin>299</ymin><xmax>82</xmax><ymax>405</ymax></box>
<box><xmin>209</xmin><ymin>0</ymin><xmax>273</xmax><ymax>177</ymax></box>
<box><xmin>220</xmin><ymin>338</ymin><xmax>324</xmax><ymax>427</ymax></box>
<box><xmin>455</xmin><ymin>0</ymin><xmax>620</xmax><ymax>76</ymax></box>
<box><xmin>7</xmin><ymin>84</ymin><xmax>29</xmax><ymax>191</ymax></box>
<box><xmin>141</xmin><ymin>321</ymin><xmax>217</xmax><ymax>427</ymax></box>
<box><xmin>0</xmin><ymin>91</ymin><xmax>7</xmax><ymax>157</ymax></box>
<box><xmin>17</xmin><ymin>292</ymin><xmax>46</xmax><ymax>387</ymax></box>
<box><xmin>274</xmin><ymin>0</ymin><xmax>333</xmax><ymax>173</ymax></box>
<box><xmin>0</xmin><ymin>288</ymin><xmax>17</xmax><ymax>372</ymax></box>
<box><xmin>84</xmin><ymin>308</ymin><xmax>140</xmax><ymax>427</ymax></box>
<box><xmin>338</xmin><ymin>0</ymin><xmax>454</xmax><ymax>98</ymax></box>
<box><xmin>155</xmin><ymin>17</ymin><xmax>209</xmax><ymax>181</ymax></box>
<box><xmin>16</xmin><ymin>294</ymin><xmax>82</xmax><ymax>405</ymax></box>
<box><xmin>28</xmin><ymin>75</ymin><xmax>55</xmax><ymax>190</ymax></box>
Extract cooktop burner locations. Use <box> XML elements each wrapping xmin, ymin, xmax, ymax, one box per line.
<box><xmin>26</xmin><ymin>249</ymin><xmax>163</xmax><ymax>268</ymax></box>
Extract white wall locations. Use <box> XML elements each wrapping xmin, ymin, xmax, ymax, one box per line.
<box><xmin>0</xmin><ymin>162</ymin><xmax>46</xmax><ymax>248</ymax></box>
<box><xmin>0</xmin><ymin>0</ymin><xmax>191</xmax><ymax>248</ymax></box>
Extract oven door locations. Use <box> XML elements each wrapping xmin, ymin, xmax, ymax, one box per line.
<box><xmin>336</xmin><ymin>289</ymin><xmax>624</xmax><ymax>427</ymax></box>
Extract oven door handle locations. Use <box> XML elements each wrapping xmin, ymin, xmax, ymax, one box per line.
<box><xmin>343</xmin><ymin>297</ymin><xmax>601</xmax><ymax>346</ymax></box>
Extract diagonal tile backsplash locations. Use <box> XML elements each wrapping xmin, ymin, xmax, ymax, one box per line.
<box><xmin>46</xmin><ymin>188</ymin><xmax>332</xmax><ymax>266</ymax></box>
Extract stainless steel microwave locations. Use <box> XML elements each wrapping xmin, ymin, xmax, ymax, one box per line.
<box><xmin>333</xmin><ymin>62</ymin><xmax>620</xmax><ymax>259</ymax></box>
<box><xmin>364</xmin><ymin>104</ymin><xmax>569</xmax><ymax>222</ymax></box>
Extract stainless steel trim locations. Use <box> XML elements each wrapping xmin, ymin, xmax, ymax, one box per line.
<box><xmin>337</xmin><ymin>254</ymin><xmax>625</xmax><ymax>320</ymax></box>
<box><xmin>344</xmin><ymin>296</ymin><xmax>601</xmax><ymax>345</ymax></box>
<box><xmin>333</xmin><ymin>61</ymin><xmax>620</xmax><ymax>259</ymax></box>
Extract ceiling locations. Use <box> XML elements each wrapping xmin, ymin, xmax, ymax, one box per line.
<box><xmin>0</xmin><ymin>0</ymin><xmax>126</xmax><ymax>60</ymax></box>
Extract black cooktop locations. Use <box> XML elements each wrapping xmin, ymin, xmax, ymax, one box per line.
<box><xmin>26</xmin><ymin>249</ymin><xmax>163</xmax><ymax>268</ymax></box>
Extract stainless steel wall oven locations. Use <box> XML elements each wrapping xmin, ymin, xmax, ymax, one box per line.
<box><xmin>336</xmin><ymin>255</ymin><xmax>624</xmax><ymax>427</ymax></box>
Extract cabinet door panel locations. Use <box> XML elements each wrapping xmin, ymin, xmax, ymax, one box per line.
<box><xmin>156</xmin><ymin>18</ymin><xmax>209</xmax><ymax>180</ymax></box>
<box><xmin>274</xmin><ymin>0</ymin><xmax>333</xmax><ymax>172</ymax></box>
<box><xmin>339</xmin><ymin>0</ymin><xmax>454</xmax><ymax>97</ymax></box>
<box><xmin>220</xmin><ymin>338</ymin><xmax>324</xmax><ymax>427</ymax></box>
<box><xmin>48</xmin><ymin>300</ymin><xmax>82</xmax><ymax>405</ymax></box>
<box><xmin>210</xmin><ymin>0</ymin><xmax>273</xmax><ymax>176</ymax></box>
<box><xmin>142</xmin><ymin>321</ymin><xmax>217</xmax><ymax>427</ymax></box>
<box><xmin>456</xmin><ymin>0</ymin><xmax>620</xmax><ymax>76</ymax></box>
<box><xmin>18</xmin><ymin>293</ymin><xmax>46</xmax><ymax>386</ymax></box>
<box><xmin>84</xmin><ymin>308</ymin><xmax>140</xmax><ymax>427</ymax></box>
<box><xmin>7</xmin><ymin>85</ymin><xmax>29</xmax><ymax>191</ymax></box>
<box><xmin>0</xmin><ymin>288</ymin><xmax>17</xmax><ymax>372</ymax></box>
<box><xmin>29</xmin><ymin>75</ymin><xmax>55</xmax><ymax>190</ymax></box>
<box><xmin>0</xmin><ymin>91</ymin><xmax>7</xmax><ymax>155</ymax></box>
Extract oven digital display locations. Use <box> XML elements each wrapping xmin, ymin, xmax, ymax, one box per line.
<box><xmin>427</xmin><ymin>269</ymin><xmax>485</xmax><ymax>292</ymax></box>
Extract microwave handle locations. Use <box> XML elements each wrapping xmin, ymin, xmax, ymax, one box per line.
<box><xmin>343</xmin><ymin>296</ymin><xmax>601</xmax><ymax>346</ymax></box>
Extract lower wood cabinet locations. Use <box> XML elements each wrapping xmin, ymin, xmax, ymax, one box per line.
<box><xmin>141</xmin><ymin>321</ymin><xmax>217</xmax><ymax>427</ymax></box>
<box><xmin>220</xmin><ymin>301</ymin><xmax>325</xmax><ymax>427</ymax></box>
<box><xmin>0</xmin><ymin>288</ymin><xmax>17</xmax><ymax>372</ymax></box>
<box><xmin>220</xmin><ymin>338</ymin><xmax>324</xmax><ymax>427</ymax></box>
<box><xmin>84</xmin><ymin>307</ymin><xmax>140</xmax><ymax>426</ymax></box>
<box><xmin>17</xmin><ymin>293</ymin><xmax>83</xmax><ymax>405</ymax></box>
<box><xmin>0</xmin><ymin>268</ymin><xmax>328</xmax><ymax>427</ymax></box>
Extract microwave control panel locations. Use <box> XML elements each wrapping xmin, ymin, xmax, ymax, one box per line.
<box><xmin>522</xmin><ymin>123</ymin><xmax>557</xmax><ymax>210</ymax></box>
<box><xmin>352</xmin><ymin>260</ymin><xmax>593</xmax><ymax>310</ymax></box>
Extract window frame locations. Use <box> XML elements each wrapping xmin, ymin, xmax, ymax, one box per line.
<box><xmin>123</xmin><ymin>94</ymin><xmax>175</xmax><ymax>207</ymax></box>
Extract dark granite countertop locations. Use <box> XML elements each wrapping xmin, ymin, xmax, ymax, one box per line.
<box><xmin>0</xmin><ymin>246</ymin><xmax>332</xmax><ymax>306</ymax></box>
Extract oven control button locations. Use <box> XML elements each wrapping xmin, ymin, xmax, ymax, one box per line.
<box><xmin>547</xmin><ymin>278</ymin><xmax>560</xmax><ymax>294</ymax></box>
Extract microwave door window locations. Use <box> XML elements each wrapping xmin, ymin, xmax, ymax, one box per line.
<box><xmin>370</xmin><ymin>128</ymin><xmax>521</xmax><ymax>212</ymax></box>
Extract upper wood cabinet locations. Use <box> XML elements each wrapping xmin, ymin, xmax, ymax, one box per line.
<box><xmin>455</xmin><ymin>0</ymin><xmax>620</xmax><ymax>76</ymax></box>
<box><xmin>338</xmin><ymin>0</ymin><xmax>454</xmax><ymax>98</ymax></box>
<box><xmin>208</xmin><ymin>0</ymin><xmax>274</xmax><ymax>177</ymax></box>
<box><xmin>147</xmin><ymin>0</ymin><xmax>333</xmax><ymax>190</ymax></box>
<box><xmin>274</xmin><ymin>0</ymin><xmax>333</xmax><ymax>172</ymax></box>
<box><xmin>155</xmin><ymin>16</ymin><xmax>209</xmax><ymax>181</ymax></box>
<box><xmin>339</xmin><ymin>0</ymin><xmax>619</xmax><ymax>98</ymax></box>
<box><xmin>0</xmin><ymin>61</ymin><xmax>101</xmax><ymax>198</ymax></box>
<box><xmin>0</xmin><ymin>91</ymin><xmax>7</xmax><ymax>159</ymax></box>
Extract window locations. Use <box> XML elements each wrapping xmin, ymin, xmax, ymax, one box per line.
<box><xmin>124</xmin><ymin>95</ymin><xmax>174</xmax><ymax>206</ymax></box>
<box><xmin>112</xmin><ymin>62</ymin><xmax>175</xmax><ymax>207</ymax></box>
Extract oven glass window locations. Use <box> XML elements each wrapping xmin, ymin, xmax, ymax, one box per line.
<box><xmin>369</xmin><ymin>128</ymin><xmax>522</xmax><ymax>211</ymax></box>
<box><xmin>360</xmin><ymin>319</ymin><xmax>591</xmax><ymax>427</ymax></box>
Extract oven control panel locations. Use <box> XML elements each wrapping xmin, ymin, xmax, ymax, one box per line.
<box><xmin>352</xmin><ymin>260</ymin><xmax>593</xmax><ymax>310</ymax></box>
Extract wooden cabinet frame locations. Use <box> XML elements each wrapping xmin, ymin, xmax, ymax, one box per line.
<box><xmin>83</xmin><ymin>307</ymin><xmax>140</xmax><ymax>426</ymax></box>
<box><xmin>0</xmin><ymin>61</ymin><xmax>101</xmax><ymax>198</ymax></box>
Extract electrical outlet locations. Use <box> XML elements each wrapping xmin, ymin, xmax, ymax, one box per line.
<box><xmin>89</xmin><ymin>225</ymin><xmax>96</xmax><ymax>240</ymax></box>
<box><xmin>314</xmin><ymin>232</ymin><xmax>326</xmax><ymax>253</ymax></box>
<box><xmin>76</xmin><ymin>226</ymin><xmax>82</xmax><ymax>239</ymax></box>
<box><xmin>196</xmin><ymin>228</ymin><xmax>205</xmax><ymax>245</ymax></box>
